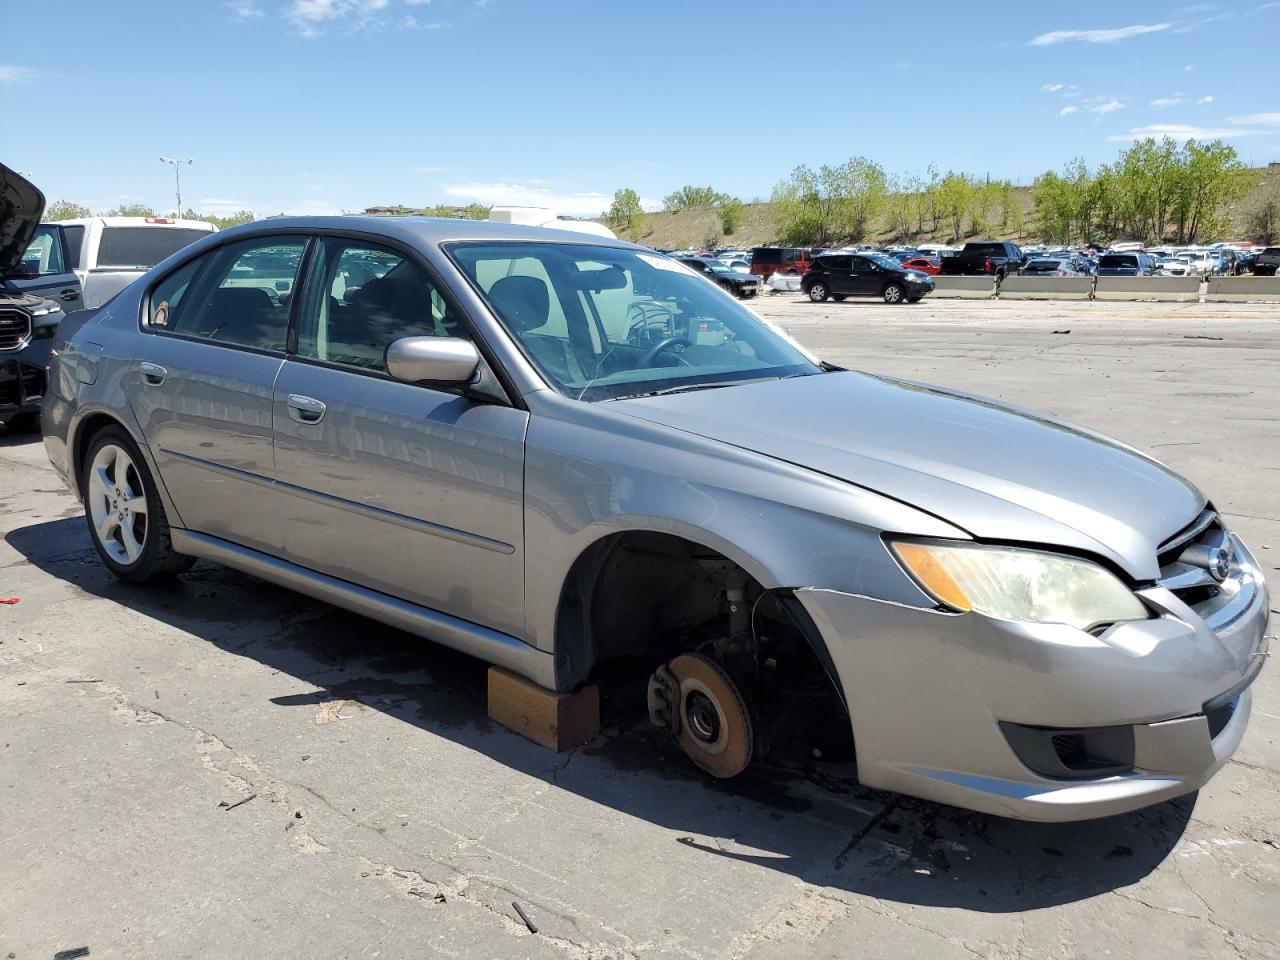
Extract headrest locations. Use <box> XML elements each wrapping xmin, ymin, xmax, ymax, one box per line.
<box><xmin>487</xmin><ymin>275</ymin><xmax>549</xmax><ymax>333</ymax></box>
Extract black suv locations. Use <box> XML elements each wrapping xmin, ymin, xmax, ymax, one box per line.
<box><xmin>801</xmin><ymin>252</ymin><xmax>934</xmax><ymax>304</ymax></box>
<box><xmin>1</xmin><ymin>164</ymin><xmax>82</xmax><ymax>433</ymax></box>
<box><xmin>676</xmin><ymin>257</ymin><xmax>762</xmax><ymax>298</ymax></box>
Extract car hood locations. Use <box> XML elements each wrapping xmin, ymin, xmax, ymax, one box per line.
<box><xmin>611</xmin><ymin>371</ymin><xmax>1204</xmax><ymax>580</ymax></box>
<box><xmin>0</xmin><ymin>163</ymin><xmax>46</xmax><ymax>276</ymax></box>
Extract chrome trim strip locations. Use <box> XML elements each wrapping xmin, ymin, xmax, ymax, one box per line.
<box><xmin>1158</xmin><ymin>509</ymin><xmax>1217</xmax><ymax>556</ymax></box>
<box><xmin>159</xmin><ymin>447</ymin><xmax>514</xmax><ymax>555</ymax></box>
<box><xmin>170</xmin><ymin>529</ymin><xmax>555</xmax><ymax>688</ymax></box>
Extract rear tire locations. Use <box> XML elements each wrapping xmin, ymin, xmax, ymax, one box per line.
<box><xmin>807</xmin><ymin>282</ymin><xmax>829</xmax><ymax>302</ymax></box>
<box><xmin>882</xmin><ymin>283</ymin><xmax>905</xmax><ymax>304</ymax></box>
<box><xmin>82</xmin><ymin>425</ymin><xmax>195</xmax><ymax>583</ymax></box>
<box><xmin>2</xmin><ymin>412</ymin><xmax>41</xmax><ymax>434</ymax></box>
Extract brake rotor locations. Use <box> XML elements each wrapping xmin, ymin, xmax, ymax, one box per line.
<box><xmin>666</xmin><ymin>653</ymin><xmax>754</xmax><ymax>779</ymax></box>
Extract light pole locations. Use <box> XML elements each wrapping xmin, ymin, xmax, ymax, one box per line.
<box><xmin>159</xmin><ymin>156</ymin><xmax>195</xmax><ymax>215</ymax></box>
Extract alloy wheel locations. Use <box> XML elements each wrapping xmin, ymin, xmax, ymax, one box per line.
<box><xmin>87</xmin><ymin>443</ymin><xmax>148</xmax><ymax>565</ymax></box>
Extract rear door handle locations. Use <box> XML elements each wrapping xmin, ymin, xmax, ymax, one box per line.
<box><xmin>139</xmin><ymin>361</ymin><xmax>167</xmax><ymax>386</ymax></box>
<box><xmin>287</xmin><ymin>394</ymin><xmax>326</xmax><ymax>424</ymax></box>
<box><xmin>60</xmin><ymin>289</ymin><xmax>80</xmax><ymax>302</ymax></box>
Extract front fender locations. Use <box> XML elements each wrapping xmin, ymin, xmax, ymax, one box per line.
<box><xmin>521</xmin><ymin>393</ymin><xmax>966</xmax><ymax>654</ymax></box>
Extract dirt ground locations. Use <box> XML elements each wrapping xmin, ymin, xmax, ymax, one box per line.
<box><xmin>1</xmin><ymin>296</ymin><xmax>1277</xmax><ymax>959</ymax></box>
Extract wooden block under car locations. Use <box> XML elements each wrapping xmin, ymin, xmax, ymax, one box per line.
<box><xmin>487</xmin><ymin>667</ymin><xmax>599</xmax><ymax>751</ymax></box>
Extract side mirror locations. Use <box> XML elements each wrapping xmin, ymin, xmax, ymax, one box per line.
<box><xmin>385</xmin><ymin>336</ymin><xmax>480</xmax><ymax>386</ymax></box>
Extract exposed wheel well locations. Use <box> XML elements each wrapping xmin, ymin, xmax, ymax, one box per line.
<box><xmin>72</xmin><ymin>413</ymin><xmax>127</xmax><ymax>496</ymax></box>
<box><xmin>553</xmin><ymin>531</ymin><xmax>850</xmax><ymax>756</ymax></box>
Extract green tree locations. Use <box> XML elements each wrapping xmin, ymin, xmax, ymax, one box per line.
<box><xmin>936</xmin><ymin>171</ymin><xmax>972</xmax><ymax>240</ymax></box>
<box><xmin>605</xmin><ymin>188</ymin><xmax>644</xmax><ymax>238</ymax></box>
<box><xmin>1172</xmin><ymin>139</ymin><xmax>1247</xmax><ymax>242</ymax></box>
<box><xmin>42</xmin><ymin>200</ymin><xmax>92</xmax><ymax>221</ymax></box>
<box><xmin>106</xmin><ymin>202</ymin><xmax>156</xmax><ymax>217</ymax></box>
<box><xmin>1244</xmin><ymin>177</ymin><xmax>1280</xmax><ymax>244</ymax></box>
<box><xmin>771</xmin><ymin>157</ymin><xmax>887</xmax><ymax>245</ymax></box>
<box><xmin>663</xmin><ymin>185</ymin><xmax>728</xmax><ymax>212</ymax></box>
<box><xmin>719</xmin><ymin>198</ymin><xmax>744</xmax><ymax>236</ymax></box>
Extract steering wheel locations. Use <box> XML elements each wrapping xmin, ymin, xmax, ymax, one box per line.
<box><xmin>626</xmin><ymin>300</ymin><xmax>678</xmax><ymax>345</ymax></box>
<box><xmin>640</xmin><ymin>335</ymin><xmax>692</xmax><ymax>367</ymax></box>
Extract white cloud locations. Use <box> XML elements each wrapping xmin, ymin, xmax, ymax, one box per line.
<box><xmin>402</xmin><ymin>14</ymin><xmax>447</xmax><ymax>28</ymax></box>
<box><xmin>1196</xmin><ymin>95</ymin><xmax>1214</xmax><ymax>104</ymax></box>
<box><xmin>1229</xmin><ymin>112</ymin><xmax>1280</xmax><ymax>125</ymax></box>
<box><xmin>1041</xmin><ymin>82</ymin><xmax>1065</xmax><ymax>92</ymax></box>
<box><xmin>224</xmin><ymin>0</ymin><xmax>264</xmax><ymax>19</ymax></box>
<box><xmin>1150</xmin><ymin>96</ymin><xmax>1184</xmax><ymax>106</ymax></box>
<box><xmin>442</xmin><ymin>181</ymin><xmax>657</xmax><ymax>217</ymax></box>
<box><xmin>1059</xmin><ymin>106</ymin><xmax>1079</xmax><ymax>116</ymax></box>
<box><xmin>1108</xmin><ymin>123</ymin><xmax>1251</xmax><ymax>141</ymax></box>
<box><xmin>1183</xmin><ymin>64</ymin><xmax>1195</xmax><ymax>71</ymax></box>
<box><xmin>1088</xmin><ymin>99</ymin><xmax>1126</xmax><ymax>115</ymax></box>
<box><xmin>404</xmin><ymin>0</ymin><xmax>432</xmax><ymax>4</ymax></box>
<box><xmin>284</xmin><ymin>0</ymin><xmax>391</xmax><ymax>36</ymax></box>
<box><xmin>0</xmin><ymin>65</ymin><xmax>35</xmax><ymax>84</ymax></box>
<box><xmin>1029</xmin><ymin>23</ymin><xmax>1170</xmax><ymax>45</ymax></box>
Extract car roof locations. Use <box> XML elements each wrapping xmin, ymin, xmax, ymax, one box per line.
<box><xmin>214</xmin><ymin>215</ymin><xmax>642</xmax><ymax>251</ymax></box>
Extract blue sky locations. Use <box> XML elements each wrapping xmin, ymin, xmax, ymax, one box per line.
<box><xmin>4</xmin><ymin>0</ymin><xmax>1278</xmax><ymax>217</ymax></box>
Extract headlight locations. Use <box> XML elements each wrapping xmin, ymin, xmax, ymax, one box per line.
<box><xmin>30</xmin><ymin>303</ymin><xmax>63</xmax><ymax>318</ymax></box>
<box><xmin>888</xmin><ymin>540</ymin><xmax>1148</xmax><ymax>631</ymax></box>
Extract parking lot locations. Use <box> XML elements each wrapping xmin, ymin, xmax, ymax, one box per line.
<box><xmin>2</xmin><ymin>296</ymin><xmax>1277</xmax><ymax>959</ymax></box>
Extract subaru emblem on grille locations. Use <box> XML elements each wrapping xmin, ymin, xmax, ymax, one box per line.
<box><xmin>1206</xmin><ymin>546</ymin><xmax>1231</xmax><ymax>583</ymax></box>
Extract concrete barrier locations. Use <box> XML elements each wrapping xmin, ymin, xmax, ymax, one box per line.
<box><xmin>930</xmin><ymin>276</ymin><xmax>996</xmax><ymax>299</ymax></box>
<box><xmin>1094</xmin><ymin>276</ymin><xmax>1203</xmax><ymax>302</ymax></box>
<box><xmin>997</xmin><ymin>276</ymin><xmax>1094</xmax><ymax>300</ymax></box>
<box><xmin>1204</xmin><ymin>276</ymin><xmax>1280</xmax><ymax>302</ymax></box>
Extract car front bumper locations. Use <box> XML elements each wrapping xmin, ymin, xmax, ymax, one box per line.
<box><xmin>0</xmin><ymin>337</ymin><xmax>53</xmax><ymax>419</ymax></box>
<box><xmin>796</xmin><ymin>536</ymin><xmax>1270</xmax><ymax>821</ymax></box>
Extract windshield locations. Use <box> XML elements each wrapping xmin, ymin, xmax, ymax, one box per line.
<box><xmin>449</xmin><ymin>242</ymin><xmax>820</xmax><ymax>401</ymax></box>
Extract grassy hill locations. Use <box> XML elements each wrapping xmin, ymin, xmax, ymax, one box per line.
<box><xmin>602</xmin><ymin>167</ymin><xmax>1280</xmax><ymax>249</ymax></box>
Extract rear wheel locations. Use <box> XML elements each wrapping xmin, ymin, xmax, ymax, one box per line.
<box><xmin>2</xmin><ymin>412</ymin><xmax>40</xmax><ymax>434</ymax></box>
<box><xmin>807</xmin><ymin>282</ymin><xmax>829</xmax><ymax>302</ymax></box>
<box><xmin>882</xmin><ymin>283</ymin><xmax>905</xmax><ymax>304</ymax></box>
<box><xmin>82</xmin><ymin>426</ymin><xmax>194</xmax><ymax>583</ymax></box>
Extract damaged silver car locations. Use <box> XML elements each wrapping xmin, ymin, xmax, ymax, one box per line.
<box><xmin>41</xmin><ymin>216</ymin><xmax>1270</xmax><ymax>821</ymax></box>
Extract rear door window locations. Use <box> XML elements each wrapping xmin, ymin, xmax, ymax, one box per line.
<box><xmin>157</xmin><ymin>236</ymin><xmax>307</xmax><ymax>352</ymax></box>
<box><xmin>62</xmin><ymin>225</ymin><xmax>85</xmax><ymax>269</ymax></box>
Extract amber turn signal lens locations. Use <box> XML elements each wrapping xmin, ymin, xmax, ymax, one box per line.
<box><xmin>891</xmin><ymin>542</ymin><xmax>974</xmax><ymax>612</ymax></box>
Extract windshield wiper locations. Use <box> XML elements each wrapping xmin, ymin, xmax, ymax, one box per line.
<box><xmin>605</xmin><ymin>376</ymin><xmax>783</xmax><ymax>401</ymax></box>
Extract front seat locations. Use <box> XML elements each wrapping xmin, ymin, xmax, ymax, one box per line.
<box><xmin>487</xmin><ymin>276</ymin><xmax>583</xmax><ymax>385</ymax></box>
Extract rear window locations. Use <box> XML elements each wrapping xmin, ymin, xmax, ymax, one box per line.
<box><xmin>1264</xmin><ymin>248</ymin><xmax>1280</xmax><ymax>256</ymax></box>
<box><xmin>1099</xmin><ymin>254</ymin><xmax>1137</xmax><ymax>268</ymax></box>
<box><xmin>964</xmin><ymin>243</ymin><xmax>1007</xmax><ymax>256</ymax></box>
<box><xmin>96</xmin><ymin>227</ymin><xmax>212</xmax><ymax>269</ymax></box>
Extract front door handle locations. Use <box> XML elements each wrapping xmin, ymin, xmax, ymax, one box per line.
<box><xmin>287</xmin><ymin>394</ymin><xmax>327</xmax><ymax>424</ymax></box>
<box><xmin>60</xmin><ymin>288</ymin><xmax>80</xmax><ymax>302</ymax></box>
<box><xmin>139</xmin><ymin>361</ymin><xmax>167</xmax><ymax>386</ymax></box>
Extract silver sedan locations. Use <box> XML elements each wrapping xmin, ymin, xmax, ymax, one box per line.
<box><xmin>41</xmin><ymin>216</ymin><xmax>1270</xmax><ymax>821</ymax></box>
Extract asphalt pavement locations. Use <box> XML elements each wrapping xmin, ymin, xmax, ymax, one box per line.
<box><xmin>1</xmin><ymin>296</ymin><xmax>1277</xmax><ymax>959</ymax></box>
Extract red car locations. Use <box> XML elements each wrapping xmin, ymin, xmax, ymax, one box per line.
<box><xmin>900</xmin><ymin>256</ymin><xmax>941</xmax><ymax>275</ymax></box>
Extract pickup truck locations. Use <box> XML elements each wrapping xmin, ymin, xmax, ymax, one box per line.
<box><xmin>57</xmin><ymin>215</ymin><xmax>216</xmax><ymax>308</ymax></box>
<box><xmin>1254</xmin><ymin>247</ymin><xmax>1280</xmax><ymax>276</ymax></box>
<box><xmin>1</xmin><ymin>163</ymin><xmax>80</xmax><ymax>432</ymax></box>
<box><xmin>936</xmin><ymin>241</ymin><xmax>1025</xmax><ymax>280</ymax></box>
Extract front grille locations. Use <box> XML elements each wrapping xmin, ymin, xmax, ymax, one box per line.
<box><xmin>1156</xmin><ymin>510</ymin><xmax>1234</xmax><ymax>610</ymax></box>
<box><xmin>0</xmin><ymin>309</ymin><xmax>32</xmax><ymax>351</ymax></box>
